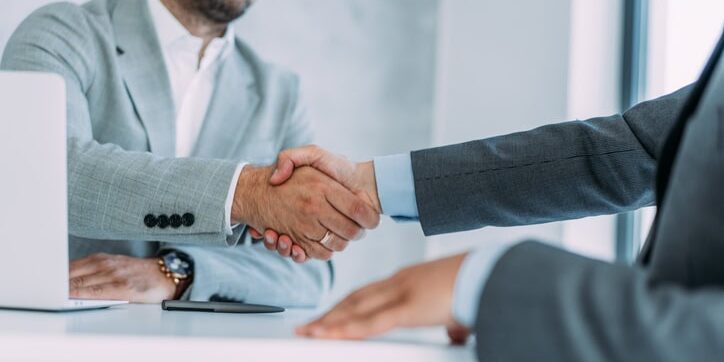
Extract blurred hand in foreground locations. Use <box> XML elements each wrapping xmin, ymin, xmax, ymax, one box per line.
<box><xmin>295</xmin><ymin>253</ymin><xmax>471</xmax><ymax>344</ymax></box>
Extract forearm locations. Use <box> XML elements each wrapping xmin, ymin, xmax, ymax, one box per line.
<box><xmin>412</xmin><ymin>117</ymin><xmax>654</xmax><ymax>235</ymax></box>
<box><xmin>68</xmin><ymin>138</ymin><xmax>243</xmax><ymax>246</ymax></box>
<box><xmin>411</xmin><ymin>86</ymin><xmax>692</xmax><ymax>236</ymax></box>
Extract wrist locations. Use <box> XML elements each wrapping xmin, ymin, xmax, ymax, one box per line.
<box><xmin>157</xmin><ymin>251</ymin><xmax>195</xmax><ymax>300</ymax></box>
<box><xmin>231</xmin><ymin>165</ymin><xmax>270</xmax><ymax>225</ymax></box>
<box><xmin>355</xmin><ymin>161</ymin><xmax>381</xmax><ymax>214</ymax></box>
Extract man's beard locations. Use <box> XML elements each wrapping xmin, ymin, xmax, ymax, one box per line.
<box><xmin>189</xmin><ymin>0</ymin><xmax>252</xmax><ymax>24</ymax></box>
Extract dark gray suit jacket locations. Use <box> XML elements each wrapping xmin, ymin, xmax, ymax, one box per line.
<box><xmin>411</xmin><ymin>33</ymin><xmax>724</xmax><ymax>361</ymax></box>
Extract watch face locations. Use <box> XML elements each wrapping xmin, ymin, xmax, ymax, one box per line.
<box><xmin>162</xmin><ymin>253</ymin><xmax>192</xmax><ymax>279</ymax></box>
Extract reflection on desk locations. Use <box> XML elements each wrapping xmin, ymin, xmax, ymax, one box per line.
<box><xmin>0</xmin><ymin>304</ymin><xmax>474</xmax><ymax>361</ymax></box>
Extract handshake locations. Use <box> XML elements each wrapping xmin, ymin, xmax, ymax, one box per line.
<box><xmin>231</xmin><ymin>145</ymin><xmax>381</xmax><ymax>262</ymax></box>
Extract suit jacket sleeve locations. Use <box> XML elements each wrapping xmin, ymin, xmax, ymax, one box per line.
<box><xmin>411</xmin><ymin>86</ymin><xmax>692</xmax><ymax>236</ymax></box>
<box><xmin>475</xmin><ymin>241</ymin><xmax>724</xmax><ymax>361</ymax></box>
<box><xmin>170</xmin><ymin>241</ymin><xmax>330</xmax><ymax>306</ymax></box>
<box><xmin>1</xmin><ymin>4</ymin><xmax>241</xmax><ymax>246</ymax></box>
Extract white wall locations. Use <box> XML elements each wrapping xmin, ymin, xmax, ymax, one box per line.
<box><xmin>427</xmin><ymin>0</ymin><xmax>575</xmax><ymax>258</ymax></box>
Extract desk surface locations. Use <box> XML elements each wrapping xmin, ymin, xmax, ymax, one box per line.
<box><xmin>0</xmin><ymin>304</ymin><xmax>474</xmax><ymax>362</ymax></box>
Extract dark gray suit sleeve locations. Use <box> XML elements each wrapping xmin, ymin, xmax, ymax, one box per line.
<box><xmin>411</xmin><ymin>86</ymin><xmax>692</xmax><ymax>236</ymax></box>
<box><xmin>475</xmin><ymin>241</ymin><xmax>724</xmax><ymax>362</ymax></box>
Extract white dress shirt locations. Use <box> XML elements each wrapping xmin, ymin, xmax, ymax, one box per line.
<box><xmin>149</xmin><ymin>0</ymin><xmax>244</xmax><ymax>234</ymax></box>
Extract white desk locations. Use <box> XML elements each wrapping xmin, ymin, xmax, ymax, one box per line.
<box><xmin>0</xmin><ymin>304</ymin><xmax>475</xmax><ymax>361</ymax></box>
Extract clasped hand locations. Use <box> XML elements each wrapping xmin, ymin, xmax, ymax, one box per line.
<box><xmin>232</xmin><ymin>148</ymin><xmax>381</xmax><ymax>262</ymax></box>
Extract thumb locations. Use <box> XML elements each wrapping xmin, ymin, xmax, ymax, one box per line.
<box><xmin>269</xmin><ymin>145</ymin><xmax>322</xmax><ymax>185</ymax></box>
<box><xmin>269</xmin><ymin>157</ymin><xmax>295</xmax><ymax>185</ymax></box>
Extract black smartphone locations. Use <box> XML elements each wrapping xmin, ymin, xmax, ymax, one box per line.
<box><xmin>161</xmin><ymin>300</ymin><xmax>285</xmax><ymax>314</ymax></box>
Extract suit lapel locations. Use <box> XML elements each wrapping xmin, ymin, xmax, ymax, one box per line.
<box><xmin>639</xmin><ymin>32</ymin><xmax>724</xmax><ymax>264</ymax></box>
<box><xmin>112</xmin><ymin>0</ymin><xmax>176</xmax><ymax>157</ymax></box>
<box><xmin>655</xmin><ymin>33</ymin><xmax>724</xmax><ymax>206</ymax></box>
<box><xmin>191</xmin><ymin>41</ymin><xmax>260</xmax><ymax>159</ymax></box>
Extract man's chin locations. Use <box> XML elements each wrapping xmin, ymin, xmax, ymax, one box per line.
<box><xmin>194</xmin><ymin>0</ymin><xmax>253</xmax><ymax>24</ymax></box>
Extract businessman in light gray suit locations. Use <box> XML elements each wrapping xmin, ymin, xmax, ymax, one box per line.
<box><xmin>265</xmin><ymin>32</ymin><xmax>724</xmax><ymax>360</ymax></box>
<box><xmin>1</xmin><ymin>0</ymin><xmax>379</xmax><ymax>304</ymax></box>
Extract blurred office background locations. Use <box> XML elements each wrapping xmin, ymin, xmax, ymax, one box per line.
<box><xmin>1</xmin><ymin>0</ymin><xmax>722</xmax><ymax>302</ymax></box>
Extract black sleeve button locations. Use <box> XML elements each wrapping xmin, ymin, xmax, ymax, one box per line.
<box><xmin>144</xmin><ymin>214</ymin><xmax>158</xmax><ymax>228</ymax></box>
<box><xmin>157</xmin><ymin>214</ymin><xmax>170</xmax><ymax>229</ymax></box>
<box><xmin>182</xmin><ymin>213</ymin><xmax>195</xmax><ymax>227</ymax></box>
<box><xmin>169</xmin><ymin>214</ymin><xmax>182</xmax><ymax>228</ymax></box>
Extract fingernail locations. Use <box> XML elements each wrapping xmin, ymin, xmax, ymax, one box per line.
<box><xmin>292</xmin><ymin>249</ymin><xmax>299</xmax><ymax>258</ymax></box>
<box><xmin>265</xmin><ymin>236</ymin><xmax>273</xmax><ymax>245</ymax></box>
<box><xmin>280</xmin><ymin>242</ymin><xmax>288</xmax><ymax>250</ymax></box>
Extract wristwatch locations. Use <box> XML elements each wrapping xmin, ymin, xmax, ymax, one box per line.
<box><xmin>157</xmin><ymin>250</ymin><xmax>194</xmax><ymax>299</ymax></box>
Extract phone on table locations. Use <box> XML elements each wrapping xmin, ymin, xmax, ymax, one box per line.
<box><xmin>162</xmin><ymin>300</ymin><xmax>285</xmax><ymax>314</ymax></box>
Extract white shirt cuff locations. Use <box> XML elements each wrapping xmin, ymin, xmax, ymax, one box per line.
<box><xmin>224</xmin><ymin>163</ymin><xmax>247</xmax><ymax>236</ymax></box>
<box><xmin>452</xmin><ymin>243</ymin><xmax>514</xmax><ymax>328</ymax></box>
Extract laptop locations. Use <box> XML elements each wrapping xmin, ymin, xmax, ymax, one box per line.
<box><xmin>0</xmin><ymin>72</ymin><xmax>126</xmax><ymax>311</ymax></box>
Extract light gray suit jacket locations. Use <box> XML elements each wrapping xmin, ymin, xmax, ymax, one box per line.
<box><xmin>1</xmin><ymin>0</ymin><xmax>329</xmax><ymax>305</ymax></box>
<box><xmin>411</xmin><ymin>34</ymin><xmax>724</xmax><ymax>361</ymax></box>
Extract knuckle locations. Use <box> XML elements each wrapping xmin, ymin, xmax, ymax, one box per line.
<box><xmin>300</xmin><ymin>195</ymin><xmax>315</xmax><ymax>211</ymax></box>
<box><xmin>344</xmin><ymin>225</ymin><xmax>361</xmax><ymax>240</ymax></box>
<box><xmin>71</xmin><ymin>276</ymin><xmax>85</xmax><ymax>289</ymax></box>
<box><xmin>89</xmin><ymin>253</ymin><xmax>104</xmax><ymax>261</ymax></box>
<box><xmin>350</xmin><ymin>201</ymin><xmax>369</xmax><ymax>220</ymax></box>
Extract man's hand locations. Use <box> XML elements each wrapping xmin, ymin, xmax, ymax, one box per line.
<box><xmin>69</xmin><ymin>253</ymin><xmax>176</xmax><ymax>303</ymax></box>
<box><xmin>233</xmin><ymin>164</ymin><xmax>380</xmax><ymax>261</ymax></box>
<box><xmin>249</xmin><ymin>146</ymin><xmax>381</xmax><ymax>261</ymax></box>
<box><xmin>270</xmin><ymin>146</ymin><xmax>379</xmax><ymax>209</ymax></box>
<box><xmin>295</xmin><ymin>253</ymin><xmax>470</xmax><ymax>343</ymax></box>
